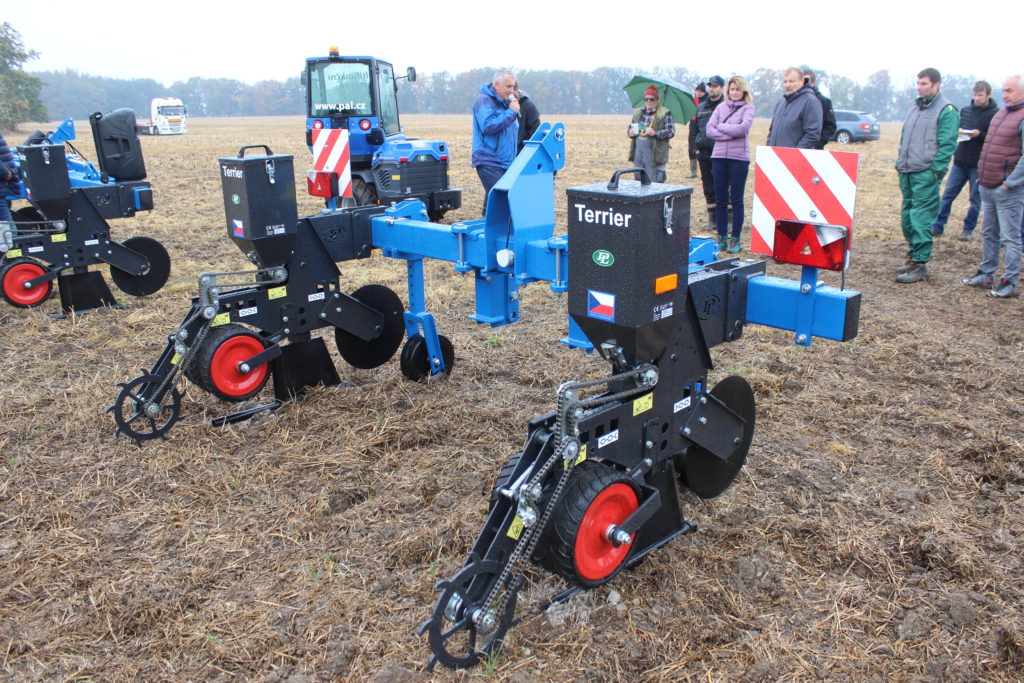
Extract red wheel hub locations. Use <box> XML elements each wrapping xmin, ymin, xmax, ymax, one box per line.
<box><xmin>575</xmin><ymin>482</ymin><xmax>638</xmax><ymax>581</ymax></box>
<box><xmin>209</xmin><ymin>334</ymin><xmax>267</xmax><ymax>398</ymax></box>
<box><xmin>3</xmin><ymin>262</ymin><xmax>49</xmax><ymax>306</ymax></box>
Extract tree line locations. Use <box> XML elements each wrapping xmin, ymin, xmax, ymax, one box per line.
<box><xmin>29</xmin><ymin>66</ymin><xmax>994</xmax><ymax>127</ymax></box>
<box><xmin>1</xmin><ymin>19</ymin><xmax>995</xmax><ymax>130</ymax></box>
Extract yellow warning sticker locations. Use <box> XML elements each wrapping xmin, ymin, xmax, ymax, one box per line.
<box><xmin>633</xmin><ymin>393</ymin><xmax>653</xmax><ymax>416</ymax></box>
<box><xmin>212</xmin><ymin>312</ymin><xmax>230</xmax><ymax>327</ymax></box>
<box><xmin>392</xmin><ymin>175</ymin><xmax>401</xmax><ymax>181</ymax></box>
<box><xmin>51</xmin><ymin>234</ymin><xmax>67</xmax><ymax>243</ymax></box>
<box><xmin>268</xmin><ymin>286</ymin><xmax>286</xmax><ymax>300</ymax></box>
<box><xmin>565</xmin><ymin>443</ymin><xmax>587</xmax><ymax>469</ymax></box>
<box><xmin>171</xmin><ymin>352</ymin><xmax>181</xmax><ymax>366</ymax></box>
<box><xmin>7</xmin><ymin>249</ymin><xmax>22</xmax><ymax>258</ymax></box>
<box><xmin>507</xmin><ymin>515</ymin><xmax>525</xmax><ymax>540</ymax></box>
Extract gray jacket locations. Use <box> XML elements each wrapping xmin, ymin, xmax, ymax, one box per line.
<box><xmin>767</xmin><ymin>84</ymin><xmax>823</xmax><ymax>149</ymax></box>
<box><xmin>896</xmin><ymin>93</ymin><xmax>955</xmax><ymax>173</ymax></box>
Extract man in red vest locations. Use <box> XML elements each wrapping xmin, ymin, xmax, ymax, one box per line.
<box><xmin>961</xmin><ymin>74</ymin><xmax>1024</xmax><ymax>298</ymax></box>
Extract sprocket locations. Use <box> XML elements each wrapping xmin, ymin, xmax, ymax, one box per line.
<box><xmin>109</xmin><ymin>373</ymin><xmax>182</xmax><ymax>444</ymax></box>
<box><xmin>419</xmin><ymin>554</ymin><xmax>519</xmax><ymax>670</ymax></box>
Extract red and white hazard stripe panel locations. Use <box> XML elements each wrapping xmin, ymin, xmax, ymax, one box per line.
<box><xmin>311</xmin><ymin>128</ymin><xmax>352</xmax><ymax>198</ymax></box>
<box><xmin>751</xmin><ymin>146</ymin><xmax>859</xmax><ymax>255</ymax></box>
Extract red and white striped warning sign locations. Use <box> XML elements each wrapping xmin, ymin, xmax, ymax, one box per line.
<box><xmin>751</xmin><ymin>146</ymin><xmax>859</xmax><ymax>255</ymax></box>
<box><xmin>311</xmin><ymin>128</ymin><xmax>352</xmax><ymax>198</ymax></box>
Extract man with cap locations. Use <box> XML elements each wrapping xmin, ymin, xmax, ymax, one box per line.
<box><xmin>628</xmin><ymin>85</ymin><xmax>675</xmax><ymax>183</ymax></box>
<box><xmin>694</xmin><ymin>75</ymin><xmax>726</xmax><ymax>225</ymax></box>
<box><xmin>688</xmin><ymin>82</ymin><xmax>707</xmax><ymax>178</ymax></box>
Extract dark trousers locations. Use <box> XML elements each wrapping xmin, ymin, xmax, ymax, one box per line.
<box><xmin>711</xmin><ymin>158</ymin><xmax>749</xmax><ymax>238</ymax></box>
<box><xmin>697</xmin><ymin>153</ymin><xmax>715</xmax><ymax>206</ymax></box>
<box><xmin>476</xmin><ymin>164</ymin><xmax>507</xmax><ymax>215</ymax></box>
<box><xmin>932</xmin><ymin>163</ymin><xmax>980</xmax><ymax>233</ymax></box>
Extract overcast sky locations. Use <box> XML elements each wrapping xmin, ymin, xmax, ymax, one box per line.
<box><xmin>5</xmin><ymin>0</ymin><xmax>1012</xmax><ymax>93</ymax></box>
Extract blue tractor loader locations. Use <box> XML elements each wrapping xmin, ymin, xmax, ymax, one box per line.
<box><xmin>303</xmin><ymin>48</ymin><xmax>461</xmax><ymax>220</ymax></box>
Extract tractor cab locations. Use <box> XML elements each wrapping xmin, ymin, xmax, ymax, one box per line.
<box><xmin>304</xmin><ymin>50</ymin><xmax>408</xmax><ymax>161</ymax></box>
<box><xmin>303</xmin><ymin>49</ymin><xmax>460</xmax><ymax>219</ymax></box>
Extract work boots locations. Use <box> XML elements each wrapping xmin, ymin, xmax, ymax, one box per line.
<box><xmin>895</xmin><ymin>263</ymin><xmax>928</xmax><ymax>283</ymax></box>
<box><xmin>706</xmin><ymin>205</ymin><xmax>716</xmax><ymax>229</ymax></box>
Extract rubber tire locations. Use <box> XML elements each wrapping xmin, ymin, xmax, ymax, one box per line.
<box><xmin>352</xmin><ymin>177</ymin><xmax>378</xmax><ymax>207</ymax></box>
<box><xmin>1</xmin><ymin>258</ymin><xmax>53</xmax><ymax>308</ymax></box>
<box><xmin>489</xmin><ymin>450</ymin><xmax>524</xmax><ymax>511</ymax></box>
<box><xmin>191</xmin><ymin>324</ymin><xmax>270</xmax><ymax>402</ymax></box>
<box><xmin>836</xmin><ymin>130</ymin><xmax>852</xmax><ymax>144</ymax></box>
<box><xmin>109</xmin><ymin>236</ymin><xmax>171</xmax><ymax>297</ymax></box>
<box><xmin>537</xmin><ymin>460</ymin><xmax>639</xmax><ymax>588</ymax></box>
<box><xmin>399</xmin><ymin>333</ymin><xmax>454</xmax><ymax>382</ymax></box>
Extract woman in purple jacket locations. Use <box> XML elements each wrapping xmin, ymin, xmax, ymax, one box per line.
<box><xmin>706</xmin><ymin>76</ymin><xmax>755</xmax><ymax>253</ymax></box>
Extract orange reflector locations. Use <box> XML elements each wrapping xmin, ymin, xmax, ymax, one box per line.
<box><xmin>654</xmin><ymin>274</ymin><xmax>678</xmax><ymax>294</ymax></box>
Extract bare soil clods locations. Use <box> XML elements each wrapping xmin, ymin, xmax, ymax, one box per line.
<box><xmin>1</xmin><ymin>116</ymin><xmax>1022</xmax><ymax>681</ymax></box>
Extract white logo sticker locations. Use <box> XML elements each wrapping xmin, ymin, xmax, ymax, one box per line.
<box><xmin>84</xmin><ymin>239</ymin><xmax>99</xmax><ymax>246</ymax></box>
<box><xmin>308</xmin><ymin>292</ymin><xmax>326</xmax><ymax>302</ymax></box>
<box><xmin>238</xmin><ymin>306</ymin><xmax>258</xmax><ymax>317</ymax></box>
<box><xmin>673</xmin><ymin>396</ymin><xmax>692</xmax><ymax>413</ymax></box>
<box><xmin>597</xmin><ymin>430</ymin><xmax>619</xmax><ymax>449</ymax></box>
<box><xmin>28</xmin><ymin>246</ymin><xmax>44</xmax><ymax>253</ymax></box>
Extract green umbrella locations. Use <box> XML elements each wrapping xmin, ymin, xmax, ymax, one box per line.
<box><xmin>623</xmin><ymin>74</ymin><xmax>696</xmax><ymax>123</ymax></box>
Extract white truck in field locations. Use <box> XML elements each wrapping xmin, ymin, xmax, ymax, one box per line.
<box><xmin>136</xmin><ymin>97</ymin><xmax>188</xmax><ymax>135</ymax></box>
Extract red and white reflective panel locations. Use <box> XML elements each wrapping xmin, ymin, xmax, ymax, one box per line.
<box><xmin>310</xmin><ymin>128</ymin><xmax>352</xmax><ymax>198</ymax></box>
<box><xmin>751</xmin><ymin>146</ymin><xmax>858</xmax><ymax>255</ymax></box>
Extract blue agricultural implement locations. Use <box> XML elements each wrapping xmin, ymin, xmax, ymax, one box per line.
<box><xmin>108</xmin><ymin>126</ymin><xmax>722</xmax><ymax>442</ymax></box>
<box><xmin>0</xmin><ymin>109</ymin><xmax>170</xmax><ymax>313</ymax></box>
<box><xmin>303</xmin><ymin>48</ymin><xmax>460</xmax><ymax>219</ymax></box>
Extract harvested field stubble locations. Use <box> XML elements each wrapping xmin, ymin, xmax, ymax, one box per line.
<box><xmin>1</xmin><ymin>114</ymin><xmax>1022</xmax><ymax>681</ymax></box>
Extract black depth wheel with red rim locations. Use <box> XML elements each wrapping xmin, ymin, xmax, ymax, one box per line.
<box><xmin>537</xmin><ymin>460</ymin><xmax>639</xmax><ymax>588</ymax></box>
<box><xmin>0</xmin><ymin>257</ymin><xmax>53</xmax><ymax>308</ymax></box>
<box><xmin>191</xmin><ymin>324</ymin><xmax>270</xmax><ymax>402</ymax></box>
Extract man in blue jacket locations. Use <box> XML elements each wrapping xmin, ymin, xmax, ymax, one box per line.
<box><xmin>472</xmin><ymin>70</ymin><xmax>520</xmax><ymax>215</ymax></box>
<box><xmin>0</xmin><ymin>132</ymin><xmax>20</xmax><ymax>225</ymax></box>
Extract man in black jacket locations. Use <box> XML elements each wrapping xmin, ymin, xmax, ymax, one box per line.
<box><xmin>695</xmin><ymin>76</ymin><xmax>725</xmax><ymax>226</ymax></box>
<box><xmin>514</xmin><ymin>83</ymin><xmax>541</xmax><ymax>153</ymax></box>
<box><xmin>0</xmin><ymin>132</ymin><xmax>20</xmax><ymax>225</ymax></box>
<box><xmin>687</xmin><ymin>83</ymin><xmax>707</xmax><ymax>178</ymax></box>
<box><xmin>803</xmin><ymin>69</ymin><xmax>836</xmax><ymax>149</ymax></box>
<box><xmin>931</xmin><ymin>81</ymin><xmax>998</xmax><ymax>240</ymax></box>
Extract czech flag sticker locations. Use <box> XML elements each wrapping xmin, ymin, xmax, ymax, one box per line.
<box><xmin>232</xmin><ymin>219</ymin><xmax>245</xmax><ymax>237</ymax></box>
<box><xmin>587</xmin><ymin>289</ymin><xmax>616</xmax><ymax>322</ymax></box>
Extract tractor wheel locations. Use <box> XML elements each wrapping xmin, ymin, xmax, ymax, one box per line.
<box><xmin>334</xmin><ymin>284</ymin><xmax>405</xmax><ymax>369</ymax></box>
<box><xmin>110</xmin><ymin>236</ymin><xmax>171</xmax><ymax>297</ymax></box>
<box><xmin>1</xmin><ymin>257</ymin><xmax>53</xmax><ymax>308</ymax></box>
<box><xmin>191</xmin><ymin>324</ymin><xmax>270</xmax><ymax>401</ymax></box>
<box><xmin>677</xmin><ymin>375</ymin><xmax>755</xmax><ymax>499</ymax></box>
<box><xmin>352</xmin><ymin>178</ymin><xmax>378</xmax><ymax>207</ymax></box>
<box><xmin>537</xmin><ymin>460</ymin><xmax>639</xmax><ymax>588</ymax></box>
<box><xmin>399</xmin><ymin>333</ymin><xmax>454</xmax><ymax>382</ymax></box>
